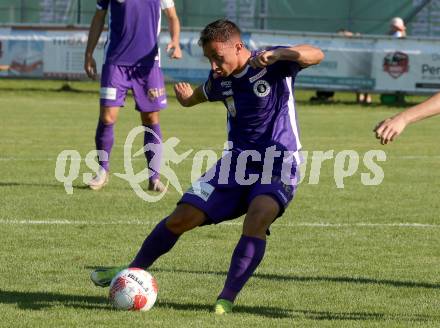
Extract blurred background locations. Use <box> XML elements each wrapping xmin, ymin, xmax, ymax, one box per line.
<box><xmin>0</xmin><ymin>0</ymin><xmax>438</xmax><ymax>37</ymax></box>
<box><xmin>1</xmin><ymin>0</ymin><xmax>439</xmax><ymax>100</ymax></box>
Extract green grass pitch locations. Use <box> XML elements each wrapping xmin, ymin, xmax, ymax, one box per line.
<box><xmin>0</xmin><ymin>79</ymin><xmax>439</xmax><ymax>327</ymax></box>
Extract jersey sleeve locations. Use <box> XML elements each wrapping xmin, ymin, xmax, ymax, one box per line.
<box><xmin>202</xmin><ymin>71</ymin><xmax>225</xmax><ymax>102</ymax></box>
<box><xmin>266</xmin><ymin>46</ymin><xmax>302</xmax><ymax>78</ymax></box>
<box><xmin>96</xmin><ymin>0</ymin><xmax>109</xmax><ymax>10</ymax></box>
<box><xmin>161</xmin><ymin>0</ymin><xmax>175</xmax><ymax>9</ymax></box>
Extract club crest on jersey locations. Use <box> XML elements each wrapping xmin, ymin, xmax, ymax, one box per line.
<box><xmin>253</xmin><ymin>80</ymin><xmax>271</xmax><ymax>97</ymax></box>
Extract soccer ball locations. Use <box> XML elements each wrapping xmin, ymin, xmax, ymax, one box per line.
<box><xmin>109</xmin><ymin>268</ymin><xmax>158</xmax><ymax>311</ymax></box>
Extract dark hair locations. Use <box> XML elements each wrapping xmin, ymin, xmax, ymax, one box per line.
<box><xmin>198</xmin><ymin>19</ymin><xmax>241</xmax><ymax>47</ymax></box>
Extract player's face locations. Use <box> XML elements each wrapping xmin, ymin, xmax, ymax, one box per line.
<box><xmin>203</xmin><ymin>40</ymin><xmax>241</xmax><ymax>77</ymax></box>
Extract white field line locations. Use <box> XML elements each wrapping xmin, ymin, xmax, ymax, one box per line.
<box><xmin>0</xmin><ymin>219</ymin><xmax>438</xmax><ymax>228</ymax></box>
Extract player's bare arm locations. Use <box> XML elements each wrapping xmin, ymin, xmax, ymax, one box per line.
<box><xmin>163</xmin><ymin>6</ymin><xmax>182</xmax><ymax>59</ymax></box>
<box><xmin>84</xmin><ymin>9</ymin><xmax>107</xmax><ymax>79</ymax></box>
<box><xmin>174</xmin><ymin>83</ymin><xmax>207</xmax><ymax>107</ymax></box>
<box><xmin>374</xmin><ymin>92</ymin><xmax>440</xmax><ymax>145</ymax></box>
<box><xmin>249</xmin><ymin>44</ymin><xmax>324</xmax><ymax>69</ymax></box>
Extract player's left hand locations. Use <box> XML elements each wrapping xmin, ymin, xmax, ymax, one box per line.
<box><xmin>249</xmin><ymin>50</ymin><xmax>280</xmax><ymax>69</ymax></box>
<box><xmin>166</xmin><ymin>42</ymin><xmax>182</xmax><ymax>59</ymax></box>
<box><xmin>374</xmin><ymin>116</ymin><xmax>407</xmax><ymax>145</ymax></box>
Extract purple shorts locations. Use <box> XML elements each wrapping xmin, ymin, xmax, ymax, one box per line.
<box><xmin>100</xmin><ymin>63</ymin><xmax>167</xmax><ymax>112</ymax></box>
<box><xmin>178</xmin><ymin>151</ymin><xmax>299</xmax><ymax>225</ymax></box>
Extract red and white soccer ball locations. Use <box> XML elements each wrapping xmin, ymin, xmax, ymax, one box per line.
<box><xmin>109</xmin><ymin>268</ymin><xmax>158</xmax><ymax>311</ymax></box>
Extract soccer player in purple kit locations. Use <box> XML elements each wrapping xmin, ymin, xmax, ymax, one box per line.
<box><xmin>84</xmin><ymin>0</ymin><xmax>182</xmax><ymax>191</ymax></box>
<box><xmin>90</xmin><ymin>19</ymin><xmax>324</xmax><ymax>314</ymax></box>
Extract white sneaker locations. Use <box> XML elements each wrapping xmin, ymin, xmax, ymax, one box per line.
<box><xmin>88</xmin><ymin>168</ymin><xmax>109</xmax><ymax>190</ymax></box>
<box><xmin>148</xmin><ymin>179</ymin><xmax>167</xmax><ymax>193</ymax></box>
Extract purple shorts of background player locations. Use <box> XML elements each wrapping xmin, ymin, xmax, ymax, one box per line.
<box><xmin>100</xmin><ymin>63</ymin><xmax>167</xmax><ymax>112</ymax></box>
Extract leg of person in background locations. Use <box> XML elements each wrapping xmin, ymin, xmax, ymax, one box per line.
<box><xmin>88</xmin><ymin>106</ymin><xmax>120</xmax><ymax>190</ymax></box>
<box><xmin>364</xmin><ymin>93</ymin><xmax>372</xmax><ymax>104</ymax></box>
<box><xmin>141</xmin><ymin>111</ymin><xmax>166</xmax><ymax>192</ymax></box>
<box><xmin>396</xmin><ymin>92</ymin><xmax>405</xmax><ymax>105</ymax></box>
<box><xmin>357</xmin><ymin>92</ymin><xmax>372</xmax><ymax>105</ymax></box>
<box><xmin>311</xmin><ymin>90</ymin><xmax>334</xmax><ymax>103</ymax></box>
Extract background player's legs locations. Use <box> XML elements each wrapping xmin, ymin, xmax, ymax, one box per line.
<box><xmin>140</xmin><ymin>111</ymin><xmax>164</xmax><ymax>191</ymax></box>
<box><xmin>96</xmin><ymin>105</ymin><xmax>120</xmax><ymax>171</ymax></box>
<box><xmin>130</xmin><ymin>203</ymin><xmax>207</xmax><ymax>269</ymax></box>
<box><xmin>218</xmin><ymin>195</ymin><xmax>279</xmax><ymax>304</ymax></box>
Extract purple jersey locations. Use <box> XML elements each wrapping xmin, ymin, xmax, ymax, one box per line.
<box><xmin>202</xmin><ymin>47</ymin><xmax>303</xmax><ymax>166</ymax></box>
<box><xmin>96</xmin><ymin>0</ymin><xmax>174</xmax><ymax>66</ymax></box>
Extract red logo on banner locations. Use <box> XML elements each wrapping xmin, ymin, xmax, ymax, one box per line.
<box><xmin>383</xmin><ymin>52</ymin><xmax>409</xmax><ymax>79</ymax></box>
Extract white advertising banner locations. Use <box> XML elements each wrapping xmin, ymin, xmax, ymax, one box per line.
<box><xmin>370</xmin><ymin>39</ymin><xmax>440</xmax><ymax>93</ymax></box>
<box><xmin>0</xmin><ymin>28</ymin><xmax>105</xmax><ymax>79</ymax></box>
<box><xmin>1</xmin><ymin>28</ymin><xmax>439</xmax><ymax>95</ymax></box>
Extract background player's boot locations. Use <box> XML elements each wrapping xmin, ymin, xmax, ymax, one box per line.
<box><xmin>88</xmin><ymin>167</ymin><xmax>109</xmax><ymax>190</ymax></box>
<box><xmin>148</xmin><ymin>179</ymin><xmax>166</xmax><ymax>192</ymax></box>
<box><xmin>215</xmin><ymin>299</ymin><xmax>233</xmax><ymax>315</ymax></box>
<box><xmin>90</xmin><ymin>266</ymin><xmax>126</xmax><ymax>287</ymax></box>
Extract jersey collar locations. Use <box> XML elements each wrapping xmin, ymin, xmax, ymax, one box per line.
<box><xmin>233</xmin><ymin>64</ymin><xmax>249</xmax><ymax>78</ymax></box>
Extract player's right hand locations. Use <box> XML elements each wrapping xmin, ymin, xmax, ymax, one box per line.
<box><xmin>84</xmin><ymin>55</ymin><xmax>97</xmax><ymax>80</ymax></box>
<box><xmin>249</xmin><ymin>50</ymin><xmax>280</xmax><ymax>69</ymax></box>
<box><xmin>174</xmin><ymin>82</ymin><xmax>194</xmax><ymax>107</ymax></box>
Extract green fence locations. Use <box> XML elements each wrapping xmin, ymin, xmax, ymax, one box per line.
<box><xmin>0</xmin><ymin>0</ymin><xmax>439</xmax><ymax>37</ymax></box>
